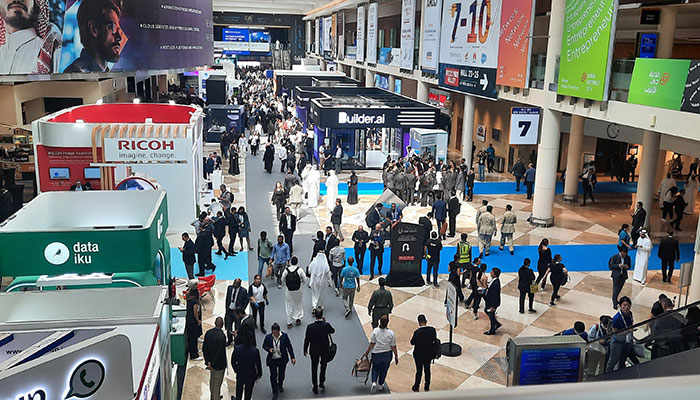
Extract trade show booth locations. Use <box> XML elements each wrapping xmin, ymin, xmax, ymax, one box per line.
<box><xmin>204</xmin><ymin>104</ymin><xmax>246</xmax><ymax>142</ymax></box>
<box><xmin>273</xmin><ymin>70</ymin><xmax>347</xmax><ymax>97</ymax></box>
<box><xmin>31</xmin><ymin>103</ymin><xmax>204</xmax><ymax>233</ymax></box>
<box><xmin>295</xmin><ymin>86</ymin><xmax>440</xmax><ymax>168</ymax></box>
<box><xmin>409</xmin><ymin>128</ymin><xmax>449</xmax><ymax>163</ymax></box>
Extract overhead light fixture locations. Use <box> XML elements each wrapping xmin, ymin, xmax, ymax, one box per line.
<box><xmin>96</xmin><ymin>99</ymin><xmax>103</xmax><ymax>105</ymax></box>
<box><xmin>133</xmin><ymin>98</ymin><xmax>141</xmax><ymax>104</ymax></box>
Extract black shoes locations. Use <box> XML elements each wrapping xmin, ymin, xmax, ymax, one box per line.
<box><xmin>312</xmin><ymin>387</ymin><xmax>318</xmax><ymax>395</ymax></box>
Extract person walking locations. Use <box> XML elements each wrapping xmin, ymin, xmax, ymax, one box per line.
<box><xmin>178</xmin><ymin>232</ymin><xmax>196</xmax><ymax>280</ymax></box>
<box><xmin>236</xmin><ymin>207</ymin><xmax>253</xmax><ymax>251</ymax></box>
<box><xmin>257</xmin><ymin>231</ymin><xmax>274</xmax><ymax>278</ymax></box>
<box><xmin>329</xmin><ymin>244</ymin><xmax>346</xmax><ymax>297</ymax></box>
<box><xmin>271</xmin><ymin>235</ymin><xmax>291</xmax><ymax>289</ymax></box>
<box><xmin>671</xmin><ymin>189</ymin><xmax>687</xmax><ymax>230</ymax></box>
<box><xmin>262</xmin><ymin>323</ymin><xmax>296</xmax><ymax>400</ymax></box>
<box><xmin>432</xmin><ymin>193</ymin><xmax>447</xmax><ymax>240</ymax></box>
<box><xmin>309</xmin><ymin>251</ymin><xmax>332</xmax><ymax>311</ymax></box>
<box><xmin>231</xmin><ymin>333</ymin><xmax>263</xmax><ymax>400</ymax></box>
<box><xmin>279</xmin><ymin>207</ymin><xmax>297</xmax><ymax>255</ymax></box>
<box><xmin>633</xmin><ymin>229</ymin><xmax>652</xmax><ymax>285</ymax></box>
<box><xmin>456</xmin><ymin>233</ymin><xmax>472</xmax><ymax>288</ymax></box>
<box><xmin>225</xmin><ymin>278</ymin><xmax>249</xmax><ymax>346</ymax></box>
<box><xmin>330</xmin><ymin>198</ymin><xmax>345</xmax><ymax>241</ymax></box>
<box><xmin>194</xmin><ymin>220</ymin><xmax>216</xmax><ymax>276</ymax></box>
<box><xmin>486</xmin><ymin>144</ymin><xmax>496</xmax><ymax>173</ymax></box>
<box><xmin>363</xmin><ymin>314</ymin><xmax>398</xmax><ymax>394</ymax></box>
<box><xmin>524</xmin><ymin>163</ymin><xmax>536</xmax><ymax>200</ymax></box>
<box><xmin>466</xmin><ymin>167</ymin><xmax>475</xmax><ymax>202</ymax></box>
<box><xmin>544</xmin><ymin>254</ymin><xmax>567</xmax><ymax>306</ymax></box>
<box><xmin>263</xmin><ymin>143</ymin><xmax>275</xmax><ymax>174</ymax></box>
<box><xmin>448</xmin><ymin>255</ymin><xmax>466</xmax><ymax>304</ymax></box>
<box><xmin>581</xmin><ymin>167</ymin><xmax>596</xmax><ymax>206</ymax></box>
<box><xmin>213</xmin><ymin>211</ymin><xmax>230</xmax><ymax>259</ymax></box>
<box><xmin>368</xmin><ymin>224</ymin><xmax>385</xmax><ymax>280</ymax></box>
<box><xmin>410</xmin><ymin>314</ymin><xmax>437</xmax><ymax>392</ymax></box>
<box><xmin>249</xmin><ymin>274</ymin><xmax>269</xmax><ymax>334</ymax></box>
<box><xmin>340</xmin><ymin>256</ymin><xmax>361</xmax><ymax>318</ymax></box>
<box><xmin>511</xmin><ymin>158</ymin><xmax>526</xmax><ymax>191</ymax></box>
<box><xmin>536</xmin><ymin>239</ymin><xmax>552</xmax><ymax>290</ymax></box>
<box><xmin>661</xmin><ymin>186</ymin><xmax>678</xmax><ymax>223</ymax></box>
<box><xmin>424</xmin><ymin>231</ymin><xmax>442</xmax><ymax>288</ymax></box>
<box><xmin>203</xmin><ymin>317</ymin><xmax>227</xmax><ymax>400</ymax></box>
<box><xmin>658</xmin><ymin>230</ymin><xmax>680</xmax><ymax>283</ymax></box>
<box><xmin>304</xmin><ymin>307</ymin><xmax>336</xmax><ymax>395</ymax></box>
<box><xmin>368</xmin><ymin>277</ymin><xmax>394</xmax><ymax>328</ymax></box>
<box><xmin>186</xmin><ymin>286</ymin><xmax>203</xmax><ymax>361</ymax></box>
<box><xmin>469</xmin><ymin>262</ymin><xmax>488</xmax><ymax>320</ymax></box>
<box><xmin>609</xmin><ymin>248</ymin><xmax>631</xmax><ymax>310</ymax></box>
<box><xmin>483</xmin><ymin>267</ymin><xmax>502</xmax><ymax>335</ymax></box>
<box><xmin>477</xmin><ymin>205</ymin><xmax>497</xmax><ymax>258</ymax></box>
<box><xmin>499</xmin><ymin>204</ymin><xmax>517</xmax><ymax>255</ymax></box>
<box><xmin>447</xmin><ymin>190</ymin><xmax>461</xmax><ymax>238</ymax></box>
<box><xmin>630</xmin><ymin>202</ymin><xmax>647</xmax><ymax>246</ymax></box>
<box><xmin>288</xmin><ymin>180</ymin><xmax>304</xmax><ymax>219</ymax></box>
<box><xmin>518</xmin><ymin>258</ymin><xmax>537</xmax><ymax>314</ymax></box>
<box><xmin>351</xmin><ymin>225</ymin><xmax>369</xmax><ymax>274</ymax></box>
<box><xmin>658</xmin><ymin>173</ymin><xmax>677</xmax><ymax>216</ymax></box>
<box><xmin>227</xmin><ymin>207</ymin><xmax>240</xmax><ymax>256</ymax></box>
<box><xmin>282</xmin><ymin>257</ymin><xmax>305</xmax><ymax>328</ymax></box>
<box><xmin>271</xmin><ymin>181</ymin><xmax>287</xmax><ymax>220</ymax></box>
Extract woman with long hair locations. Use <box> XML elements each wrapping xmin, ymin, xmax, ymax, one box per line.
<box><xmin>618</xmin><ymin>224</ymin><xmax>632</xmax><ymax>252</ymax></box>
<box><xmin>271</xmin><ymin>181</ymin><xmax>286</xmax><ymax>220</ymax></box>
<box><xmin>237</xmin><ymin>207</ymin><xmax>253</xmax><ymax>251</ymax></box>
<box><xmin>347</xmin><ymin>170</ymin><xmax>359</xmax><ymax>205</ymax></box>
<box><xmin>536</xmin><ymin>239</ymin><xmax>552</xmax><ymax>290</ymax></box>
<box><xmin>249</xmin><ymin>274</ymin><xmax>269</xmax><ymax>333</ymax></box>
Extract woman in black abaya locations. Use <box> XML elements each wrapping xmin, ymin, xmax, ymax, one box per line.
<box><xmin>263</xmin><ymin>143</ymin><xmax>275</xmax><ymax>174</ymax></box>
<box><xmin>228</xmin><ymin>144</ymin><xmax>240</xmax><ymax>175</ymax></box>
<box><xmin>347</xmin><ymin>170</ymin><xmax>359</xmax><ymax>205</ymax></box>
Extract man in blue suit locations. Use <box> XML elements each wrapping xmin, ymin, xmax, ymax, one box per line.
<box><xmin>431</xmin><ymin>193</ymin><xmax>448</xmax><ymax>240</ymax></box>
<box><xmin>231</xmin><ymin>335</ymin><xmax>262</xmax><ymax>400</ymax></box>
<box><xmin>609</xmin><ymin>248</ymin><xmax>631</xmax><ymax>310</ymax></box>
<box><xmin>262</xmin><ymin>323</ymin><xmax>296</xmax><ymax>400</ymax></box>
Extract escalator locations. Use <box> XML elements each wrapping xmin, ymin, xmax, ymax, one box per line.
<box><xmin>583</xmin><ymin>299</ymin><xmax>700</xmax><ymax>382</ymax></box>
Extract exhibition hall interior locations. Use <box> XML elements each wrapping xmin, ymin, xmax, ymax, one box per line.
<box><xmin>3</xmin><ymin>0</ymin><xmax>700</xmax><ymax>399</ymax></box>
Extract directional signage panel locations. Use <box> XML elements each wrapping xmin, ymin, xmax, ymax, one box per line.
<box><xmin>509</xmin><ymin>107</ymin><xmax>540</xmax><ymax>145</ymax></box>
<box><xmin>439</xmin><ymin>64</ymin><xmax>498</xmax><ymax>99</ymax></box>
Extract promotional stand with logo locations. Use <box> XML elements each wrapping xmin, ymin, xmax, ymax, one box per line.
<box><xmin>31</xmin><ymin>103</ymin><xmax>205</xmax><ymax>233</ymax></box>
<box><xmin>408</xmin><ymin>128</ymin><xmax>449</xmax><ymax>163</ymax></box>
<box><xmin>294</xmin><ymin>86</ymin><xmax>440</xmax><ymax>168</ymax></box>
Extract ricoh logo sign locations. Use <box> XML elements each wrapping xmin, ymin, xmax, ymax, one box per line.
<box><xmin>104</xmin><ymin>137</ymin><xmax>190</xmax><ymax>163</ymax></box>
<box><xmin>338</xmin><ymin>111</ymin><xmax>386</xmax><ymax>125</ymax></box>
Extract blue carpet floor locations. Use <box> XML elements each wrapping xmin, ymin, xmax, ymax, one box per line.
<box><xmin>343</xmin><ymin>243</ymin><xmax>695</xmax><ymax>277</ymax></box>
<box><xmin>169</xmin><ymin>247</ymin><xmax>248</xmax><ymax>281</ymax></box>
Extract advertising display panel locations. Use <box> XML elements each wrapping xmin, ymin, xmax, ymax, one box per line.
<box><xmin>420</xmin><ymin>0</ymin><xmax>443</xmax><ymax>73</ymax></box>
<box><xmin>222</xmin><ymin>28</ymin><xmax>250</xmax><ymax>52</ymax></box>
<box><xmin>323</xmin><ymin>16</ymin><xmax>332</xmax><ymax>52</ymax></box>
<box><xmin>356</xmin><ymin>5</ymin><xmax>366</xmax><ymax>62</ymax></box>
<box><xmin>338</xmin><ymin>11</ymin><xmax>345</xmax><ymax>60</ymax></box>
<box><xmin>438</xmin><ymin>0</ymin><xmax>502</xmax><ymax>99</ymax></box>
<box><xmin>400</xmin><ymin>0</ymin><xmax>415</xmax><ymax>70</ymax></box>
<box><xmin>510</xmin><ymin>107</ymin><xmax>541</xmax><ymax>145</ymax></box>
<box><xmin>557</xmin><ymin>0</ymin><xmax>618</xmax><ymax>101</ymax></box>
<box><xmin>367</xmin><ymin>2</ymin><xmax>378</xmax><ymax>65</ymax></box>
<box><xmin>682</xmin><ymin>60</ymin><xmax>700</xmax><ymax>115</ymax></box>
<box><xmin>306</xmin><ymin>21</ymin><xmax>312</xmax><ymax>53</ymax></box>
<box><xmin>0</xmin><ymin>0</ymin><xmax>213</xmax><ymax>75</ymax></box>
<box><xmin>497</xmin><ymin>0</ymin><xmax>535</xmax><ymax>88</ymax></box>
<box><xmin>628</xmin><ymin>58</ymin><xmax>690</xmax><ymax>111</ymax></box>
<box><xmin>249</xmin><ymin>30</ymin><xmax>271</xmax><ymax>52</ymax></box>
<box><xmin>315</xmin><ymin>18</ymin><xmax>321</xmax><ymax>54</ymax></box>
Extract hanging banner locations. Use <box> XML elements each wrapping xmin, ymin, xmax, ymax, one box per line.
<box><xmin>306</xmin><ymin>21</ymin><xmax>312</xmax><ymax>53</ymax></box>
<box><xmin>682</xmin><ymin>60</ymin><xmax>700</xmax><ymax>115</ymax></box>
<box><xmin>367</xmin><ymin>2</ymin><xmax>379</xmax><ymax>65</ymax></box>
<box><xmin>315</xmin><ymin>18</ymin><xmax>321</xmax><ymax>54</ymax></box>
<box><xmin>497</xmin><ymin>0</ymin><xmax>536</xmax><ymax>88</ymax></box>
<box><xmin>438</xmin><ymin>0</ymin><xmax>502</xmax><ymax>99</ymax></box>
<box><xmin>323</xmin><ymin>16</ymin><xmax>332</xmax><ymax>52</ymax></box>
<box><xmin>338</xmin><ymin>11</ymin><xmax>346</xmax><ymax>60</ymax></box>
<box><xmin>332</xmin><ymin>13</ymin><xmax>338</xmax><ymax>58</ymax></box>
<box><xmin>628</xmin><ymin>58</ymin><xmax>690</xmax><ymax>111</ymax></box>
<box><xmin>357</xmin><ymin>5</ymin><xmax>366</xmax><ymax>63</ymax></box>
<box><xmin>421</xmin><ymin>0</ymin><xmax>443</xmax><ymax>73</ymax></box>
<box><xmin>557</xmin><ymin>0</ymin><xmax>619</xmax><ymax>101</ymax></box>
<box><xmin>510</xmin><ymin>107</ymin><xmax>541</xmax><ymax>145</ymax></box>
<box><xmin>400</xmin><ymin>0</ymin><xmax>416</xmax><ymax>70</ymax></box>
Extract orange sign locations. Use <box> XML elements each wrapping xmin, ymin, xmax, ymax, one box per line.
<box><xmin>496</xmin><ymin>0</ymin><xmax>535</xmax><ymax>89</ymax></box>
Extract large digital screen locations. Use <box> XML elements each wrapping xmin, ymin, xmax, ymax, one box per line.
<box><xmin>0</xmin><ymin>0</ymin><xmax>213</xmax><ymax>75</ymax></box>
<box><xmin>249</xmin><ymin>29</ymin><xmax>271</xmax><ymax>52</ymax></box>
<box><xmin>519</xmin><ymin>347</ymin><xmax>581</xmax><ymax>385</ymax></box>
<box><xmin>222</xmin><ymin>28</ymin><xmax>250</xmax><ymax>52</ymax></box>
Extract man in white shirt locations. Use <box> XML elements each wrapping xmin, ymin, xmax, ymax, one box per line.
<box><xmin>0</xmin><ymin>0</ymin><xmax>62</xmax><ymax>74</ymax></box>
<box><xmin>335</xmin><ymin>144</ymin><xmax>343</xmax><ymax>173</ymax></box>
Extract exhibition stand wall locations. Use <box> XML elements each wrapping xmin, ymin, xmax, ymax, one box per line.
<box><xmin>31</xmin><ymin>103</ymin><xmax>205</xmax><ymax>233</ymax></box>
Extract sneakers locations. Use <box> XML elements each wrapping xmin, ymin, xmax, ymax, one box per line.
<box><xmin>378</xmin><ymin>384</ymin><xmax>384</xmax><ymax>392</ymax></box>
<box><xmin>473</xmin><ymin>314</ymin><xmax>479</xmax><ymax>320</ymax></box>
<box><xmin>335</xmin><ymin>288</ymin><xmax>340</xmax><ymax>297</ymax></box>
<box><xmin>345</xmin><ymin>309</ymin><xmax>351</xmax><ymax>318</ymax></box>
<box><xmin>191</xmin><ymin>356</ymin><xmax>203</xmax><ymax>361</ymax></box>
<box><xmin>549</xmin><ymin>302</ymin><xmax>556</xmax><ymax>307</ymax></box>
<box><xmin>370</xmin><ymin>383</ymin><xmax>378</xmax><ymax>393</ymax></box>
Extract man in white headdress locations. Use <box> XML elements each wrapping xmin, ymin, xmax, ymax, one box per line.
<box><xmin>308</xmin><ymin>250</ymin><xmax>331</xmax><ymax>311</ymax></box>
<box><xmin>281</xmin><ymin>256</ymin><xmax>306</xmax><ymax>328</ymax></box>
<box><xmin>633</xmin><ymin>229</ymin><xmax>652</xmax><ymax>285</ymax></box>
<box><xmin>301</xmin><ymin>164</ymin><xmax>312</xmax><ymax>204</ymax></box>
<box><xmin>325</xmin><ymin>169</ymin><xmax>339</xmax><ymax>210</ymax></box>
<box><xmin>307</xmin><ymin>165</ymin><xmax>321</xmax><ymax>208</ymax></box>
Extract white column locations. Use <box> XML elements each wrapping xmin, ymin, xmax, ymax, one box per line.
<box><xmin>462</xmin><ymin>95</ymin><xmax>476</xmax><ymax>167</ymax></box>
<box><xmin>417</xmin><ymin>80</ymin><xmax>429</xmax><ymax>103</ymax></box>
<box><xmin>365</xmin><ymin>69</ymin><xmax>375</xmax><ymax>87</ymax></box>
<box><xmin>350</xmin><ymin>66</ymin><xmax>357</xmax><ymax>80</ymax></box>
<box><xmin>657</xmin><ymin>7</ymin><xmax>677</xmax><ymax>59</ymax></box>
<box><xmin>636</xmin><ymin>130</ymin><xmax>661</xmax><ymax>226</ymax></box>
<box><xmin>563</xmin><ymin>115</ymin><xmax>585</xmax><ymax>201</ymax></box>
<box><xmin>689</xmin><ymin>235</ymin><xmax>700</xmax><ymax>303</ymax></box>
<box><xmin>388</xmin><ymin>75</ymin><xmax>396</xmax><ymax>92</ymax></box>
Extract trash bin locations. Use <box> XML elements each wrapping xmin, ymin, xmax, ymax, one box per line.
<box><xmin>494</xmin><ymin>156</ymin><xmax>505</xmax><ymax>173</ymax></box>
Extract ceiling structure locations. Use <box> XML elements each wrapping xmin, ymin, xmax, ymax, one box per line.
<box><xmin>213</xmin><ymin>0</ymin><xmax>328</xmax><ymax>15</ymax></box>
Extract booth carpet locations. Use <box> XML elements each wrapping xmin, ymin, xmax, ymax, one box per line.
<box><xmin>170</xmin><ymin>248</ymin><xmax>248</xmax><ymax>281</ymax></box>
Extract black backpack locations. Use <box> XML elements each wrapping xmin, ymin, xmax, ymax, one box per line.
<box><xmin>432</xmin><ymin>337</ymin><xmax>442</xmax><ymax>360</ymax></box>
<box><xmin>285</xmin><ymin>267</ymin><xmax>301</xmax><ymax>291</ymax></box>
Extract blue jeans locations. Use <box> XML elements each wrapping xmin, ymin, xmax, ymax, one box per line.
<box><xmin>371</xmin><ymin>351</ymin><xmax>393</xmax><ymax>385</ymax></box>
<box><xmin>258</xmin><ymin>257</ymin><xmax>270</xmax><ymax>277</ymax></box>
<box><xmin>478</xmin><ymin>165</ymin><xmax>485</xmax><ymax>181</ymax></box>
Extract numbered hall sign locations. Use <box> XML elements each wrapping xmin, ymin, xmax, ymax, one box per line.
<box><xmin>509</xmin><ymin>107</ymin><xmax>540</xmax><ymax>145</ymax></box>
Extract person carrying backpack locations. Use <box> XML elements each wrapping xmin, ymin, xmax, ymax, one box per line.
<box><xmin>282</xmin><ymin>257</ymin><xmax>306</xmax><ymax>329</ymax></box>
<box><xmin>410</xmin><ymin>314</ymin><xmax>438</xmax><ymax>392</ymax></box>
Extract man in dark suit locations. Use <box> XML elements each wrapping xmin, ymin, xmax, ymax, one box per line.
<box><xmin>483</xmin><ymin>267</ymin><xmax>502</xmax><ymax>335</ymax></box>
<box><xmin>351</xmin><ymin>225</ymin><xmax>370</xmax><ymax>274</ymax></box>
<box><xmin>178</xmin><ymin>232</ymin><xmax>196</xmax><ymax>280</ymax></box>
<box><xmin>366</xmin><ymin>203</ymin><xmax>384</xmax><ymax>230</ymax></box>
<box><xmin>202</xmin><ymin>317</ymin><xmax>227</xmax><ymax>400</ymax></box>
<box><xmin>324</xmin><ymin>226</ymin><xmax>340</xmax><ymax>255</ymax></box>
<box><xmin>227</xmin><ymin>206</ymin><xmax>240</xmax><ymax>256</ymax></box>
<box><xmin>224</xmin><ymin>279</ymin><xmax>249</xmax><ymax>345</ymax></box>
<box><xmin>235</xmin><ymin>307</ymin><xmax>257</xmax><ymax>346</ymax></box>
<box><xmin>418</xmin><ymin>212</ymin><xmax>433</xmax><ymax>247</ymax></box>
<box><xmin>232</xmin><ymin>336</ymin><xmax>263</xmax><ymax>400</ymax></box>
<box><xmin>213</xmin><ymin>211</ymin><xmax>230</xmax><ymax>259</ymax></box>
<box><xmin>609</xmin><ymin>248</ymin><xmax>631</xmax><ymax>309</ymax></box>
<box><xmin>410</xmin><ymin>314</ymin><xmax>437</xmax><ymax>392</ymax></box>
<box><xmin>330</xmin><ymin>198</ymin><xmax>344</xmax><ymax>241</ymax></box>
<box><xmin>194</xmin><ymin>220</ymin><xmax>216</xmax><ymax>276</ymax></box>
<box><xmin>657</xmin><ymin>230</ymin><xmax>680</xmax><ymax>283</ymax></box>
<box><xmin>263</xmin><ymin>323</ymin><xmax>296</xmax><ymax>399</ymax></box>
<box><xmin>630</xmin><ymin>201</ymin><xmax>647</xmax><ymax>246</ymax></box>
<box><xmin>447</xmin><ymin>190</ymin><xmax>461</xmax><ymax>238</ymax></box>
<box><xmin>279</xmin><ymin>207</ymin><xmax>297</xmax><ymax>255</ymax></box>
<box><xmin>303</xmin><ymin>307</ymin><xmax>336</xmax><ymax>395</ymax></box>
<box><xmin>69</xmin><ymin>180</ymin><xmax>88</xmax><ymax>191</ymax></box>
<box><xmin>431</xmin><ymin>193</ymin><xmax>448</xmax><ymax>240</ymax></box>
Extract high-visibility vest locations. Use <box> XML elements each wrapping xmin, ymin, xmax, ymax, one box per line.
<box><xmin>457</xmin><ymin>241</ymin><xmax>471</xmax><ymax>263</ymax></box>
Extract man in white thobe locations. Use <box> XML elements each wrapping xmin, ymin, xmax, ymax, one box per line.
<box><xmin>307</xmin><ymin>166</ymin><xmax>321</xmax><ymax>208</ymax></box>
<box><xmin>325</xmin><ymin>170</ymin><xmax>339</xmax><ymax>210</ymax></box>
<box><xmin>633</xmin><ymin>230</ymin><xmax>652</xmax><ymax>285</ymax></box>
<box><xmin>308</xmin><ymin>251</ymin><xmax>331</xmax><ymax>311</ymax></box>
<box><xmin>282</xmin><ymin>257</ymin><xmax>306</xmax><ymax>328</ymax></box>
<box><xmin>301</xmin><ymin>165</ymin><xmax>312</xmax><ymax>204</ymax></box>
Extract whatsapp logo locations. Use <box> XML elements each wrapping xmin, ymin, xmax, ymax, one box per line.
<box><xmin>65</xmin><ymin>359</ymin><xmax>105</xmax><ymax>399</ymax></box>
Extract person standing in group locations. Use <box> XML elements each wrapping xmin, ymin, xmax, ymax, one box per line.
<box><xmin>330</xmin><ymin>198</ymin><xmax>345</xmax><ymax>241</ymax></box>
<box><xmin>658</xmin><ymin>230</ymin><xmax>680</xmax><ymax>283</ymax></box>
<box><xmin>368</xmin><ymin>277</ymin><xmax>394</xmax><ymax>328</ymax></box>
<box><xmin>544</xmin><ymin>254</ymin><xmax>567</xmax><ymax>306</ymax></box>
<box><xmin>432</xmin><ymin>193</ymin><xmax>447</xmax><ymax>240</ymax></box>
<box><xmin>524</xmin><ymin>163</ymin><xmax>536</xmax><ymax>200</ymax></box>
<box><xmin>410</xmin><ymin>314</ymin><xmax>437</xmax><ymax>392</ymax></box>
<box><xmin>425</xmin><ymin>231</ymin><xmax>443</xmax><ymax>288</ymax></box>
<box><xmin>335</xmin><ymin>143</ymin><xmax>343</xmax><ymax>172</ymax></box>
<box><xmin>536</xmin><ymin>239</ymin><xmax>552</xmax><ymax>290</ymax></box>
<box><xmin>329</xmin><ymin>244</ymin><xmax>346</xmax><ymax>297</ymax></box>
<box><xmin>351</xmin><ymin>225</ymin><xmax>369</xmax><ymax>274</ymax></box>
<box><xmin>581</xmin><ymin>167</ymin><xmax>596</xmax><ymax>206</ymax></box>
<box><xmin>202</xmin><ymin>317</ymin><xmax>227</xmax><ymax>400</ymax></box>
<box><xmin>279</xmin><ymin>207</ymin><xmax>297</xmax><ymax>255</ymax></box>
<box><xmin>186</xmin><ymin>286</ymin><xmax>203</xmax><ymax>360</ymax></box>
<box><xmin>511</xmin><ymin>158</ymin><xmax>526</xmax><ymax>192</ymax></box>
<box><xmin>671</xmin><ymin>189</ymin><xmax>687</xmax><ymax>230</ymax></box>
<box><xmin>630</xmin><ymin>202</ymin><xmax>647</xmax><ymax>246</ymax></box>
<box><xmin>278</xmin><ymin>143</ymin><xmax>288</xmax><ymax>173</ymax></box>
<box><xmin>213</xmin><ymin>211</ymin><xmax>230</xmax><ymax>259</ymax></box>
<box><xmin>178</xmin><ymin>232</ymin><xmax>196</xmax><ymax>280</ymax></box>
<box><xmin>609</xmin><ymin>247</ymin><xmax>631</xmax><ymax>310</ymax></box>
<box><xmin>249</xmin><ymin>274</ymin><xmax>269</xmax><ymax>334</ymax></box>
<box><xmin>340</xmin><ymin>256</ymin><xmax>361</xmax><ymax>318</ymax></box>
<box><xmin>465</xmin><ymin>167</ymin><xmax>475</xmax><ymax>202</ymax></box>
<box><xmin>288</xmin><ymin>180</ymin><xmax>304</xmax><ymax>219</ymax></box>
<box><xmin>617</xmin><ymin>224</ymin><xmax>633</xmax><ymax>252</ymax></box>
<box><xmin>469</xmin><ymin>262</ymin><xmax>488</xmax><ymax>320</ymax></box>
<box><xmin>518</xmin><ymin>258</ymin><xmax>537</xmax><ymax>314</ymax></box>
<box><xmin>304</xmin><ymin>307</ymin><xmax>336</xmax><ymax>395</ymax></box>
<box><xmin>309</xmin><ymin>250</ymin><xmax>332</xmax><ymax>311</ymax></box>
<box><xmin>227</xmin><ymin>206</ymin><xmax>240</xmax><ymax>256</ymax></box>
<box><xmin>448</xmin><ymin>255</ymin><xmax>466</xmax><ymax>304</ymax></box>
<box><xmin>661</xmin><ymin>186</ymin><xmax>679</xmax><ymax>223</ymax></box>
<box><xmin>271</xmin><ymin>234</ymin><xmax>291</xmax><ymax>289</ymax></box>
<box><xmin>684</xmin><ymin>174</ymin><xmax>699</xmax><ymax>214</ymax></box>
<box><xmin>477</xmin><ymin>205</ymin><xmax>497</xmax><ymax>258</ymax></box>
<box><xmin>282</xmin><ymin>257</ymin><xmax>305</xmax><ymax>328</ymax></box>
<box><xmin>262</xmin><ymin>323</ymin><xmax>296</xmax><ymax>400</ymax></box>
<box><xmin>363</xmin><ymin>314</ymin><xmax>398</xmax><ymax>394</ymax></box>
<box><xmin>231</xmin><ymin>332</ymin><xmax>263</xmax><ymax>400</ymax></box>
<box><xmin>225</xmin><ymin>278</ymin><xmax>249</xmax><ymax>346</ymax></box>
<box><xmin>194</xmin><ymin>220</ymin><xmax>216</xmax><ymax>276</ymax></box>
<box><xmin>499</xmin><ymin>204</ymin><xmax>517</xmax><ymax>255</ymax></box>
<box><xmin>236</xmin><ymin>207</ymin><xmax>253</xmax><ymax>251</ymax></box>
<box><xmin>447</xmin><ymin>190</ymin><xmax>461</xmax><ymax>238</ymax></box>
<box><xmin>483</xmin><ymin>267</ymin><xmax>502</xmax><ymax>335</ymax></box>
<box><xmin>633</xmin><ymin>229</ymin><xmax>652</xmax><ymax>285</ymax></box>
<box><xmin>368</xmin><ymin>224</ymin><xmax>385</xmax><ymax>280</ymax></box>
<box><xmin>606</xmin><ymin>296</ymin><xmax>635</xmax><ymax>372</ymax></box>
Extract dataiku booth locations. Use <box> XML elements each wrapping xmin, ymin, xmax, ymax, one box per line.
<box><xmin>31</xmin><ymin>103</ymin><xmax>205</xmax><ymax>233</ymax></box>
<box><xmin>295</xmin><ymin>86</ymin><xmax>440</xmax><ymax>168</ymax></box>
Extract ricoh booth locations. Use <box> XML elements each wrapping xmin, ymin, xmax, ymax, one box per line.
<box><xmin>0</xmin><ymin>190</ymin><xmax>186</xmax><ymax>399</ymax></box>
<box><xmin>31</xmin><ymin>103</ymin><xmax>205</xmax><ymax>233</ymax></box>
<box><xmin>294</xmin><ymin>86</ymin><xmax>440</xmax><ymax>169</ymax></box>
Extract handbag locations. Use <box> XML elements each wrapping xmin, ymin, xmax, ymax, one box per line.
<box><xmin>440</xmin><ymin>221</ymin><xmax>448</xmax><ymax>235</ymax></box>
<box><xmin>529</xmin><ymin>283</ymin><xmax>539</xmax><ymax>294</ymax></box>
<box><xmin>352</xmin><ymin>355</ymin><xmax>371</xmax><ymax>384</ymax></box>
<box><xmin>265</xmin><ymin>263</ymin><xmax>274</xmax><ymax>279</ymax></box>
<box><xmin>322</xmin><ymin>334</ymin><xmax>337</xmax><ymax>363</ymax></box>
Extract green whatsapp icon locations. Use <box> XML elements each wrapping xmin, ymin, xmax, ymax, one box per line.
<box><xmin>65</xmin><ymin>359</ymin><xmax>105</xmax><ymax>399</ymax></box>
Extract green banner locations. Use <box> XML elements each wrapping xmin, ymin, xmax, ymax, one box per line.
<box><xmin>558</xmin><ymin>0</ymin><xmax>617</xmax><ymax>101</ymax></box>
<box><xmin>628</xmin><ymin>58</ymin><xmax>690</xmax><ymax>110</ymax></box>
